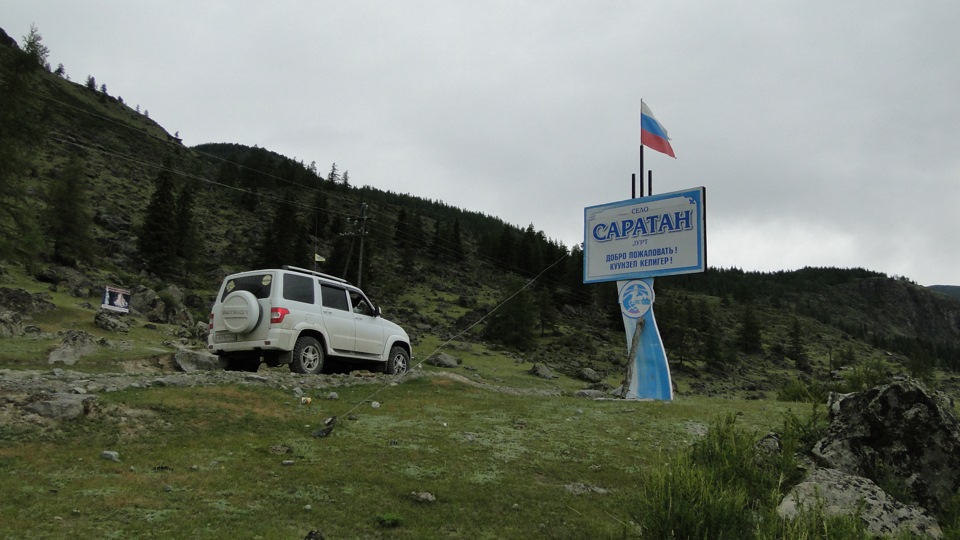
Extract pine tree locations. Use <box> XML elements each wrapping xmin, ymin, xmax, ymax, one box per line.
<box><xmin>483</xmin><ymin>280</ymin><xmax>537</xmax><ymax>350</ymax></box>
<box><xmin>736</xmin><ymin>306</ymin><xmax>763</xmax><ymax>354</ymax></box>
<box><xmin>174</xmin><ymin>181</ymin><xmax>203</xmax><ymax>276</ymax></box>
<box><xmin>788</xmin><ymin>317</ymin><xmax>810</xmax><ymax>371</ymax></box>
<box><xmin>257</xmin><ymin>198</ymin><xmax>309</xmax><ymax>268</ymax></box>
<box><xmin>0</xmin><ymin>28</ymin><xmax>47</xmax><ymax>263</ymax></box>
<box><xmin>137</xmin><ymin>166</ymin><xmax>179</xmax><ymax>277</ymax></box>
<box><xmin>45</xmin><ymin>156</ymin><xmax>95</xmax><ymax>266</ymax></box>
<box><xmin>450</xmin><ymin>219</ymin><xmax>465</xmax><ymax>261</ymax></box>
<box><xmin>21</xmin><ymin>24</ymin><xmax>49</xmax><ymax>70</ymax></box>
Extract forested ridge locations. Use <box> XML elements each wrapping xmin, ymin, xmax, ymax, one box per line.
<box><xmin>3</xmin><ymin>24</ymin><xmax>960</xmax><ymax>396</ymax></box>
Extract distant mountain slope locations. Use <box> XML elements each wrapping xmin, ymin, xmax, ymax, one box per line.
<box><xmin>930</xmin><ymin>285</ymin><xmax>960</xmax><ymax>301</ymax></box>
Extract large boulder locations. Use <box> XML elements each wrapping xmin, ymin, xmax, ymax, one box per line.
<box><xmin>778</xmin><ymin>467</ymin><xmax>942</xmax><ymax>538</ymax></box>
<box><xmin>425</xmin><ymin>352</ymin><xmax>459</xmax><ymax>368</ymax></box>
<box><xmin>48</xmin><ymin>330</ymin><xmax>101</xmax><ymax>365</ymax></box>
<box><xmin>0</xmin><ymin>310</ymin><xmax>24</xmax><ymax>338</ymax></box>
<box><xmin>33</xmin><ymin>266</ymin><xmax>97</xmax><ymax>298</ymax></box>
<box><xmin>0</xmin><ymin>287</ymin><xmax>56</xmax><ymax>314</ymax></box>
<box><xmin>131</xmin><ymin>285</ymin><xmax>193</xmax><ymax>326</ymax></box>
<box><xmin>812</xmin><ymin>380</ymin><xmax>960</xmax><ymax>513</ymax></box>
<box><xmin>173</xmin><ymin>348</ymin><xmax>224</xmax><ymax>372</ymax></box>
<box><xmin>24</xmin><ymin>393</ymin><xmax>98</xmax><ymax>421</ymax></box>
<box><xmin>94</xmin><ymin>309</ymin><xmax>130</xmax><ymax>333</ymax></box>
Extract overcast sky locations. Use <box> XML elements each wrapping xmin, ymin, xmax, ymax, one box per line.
<box><xmin>4</xmin><ymin>1</ymin><xmax>959</xmax><ymax>286</ymax></box>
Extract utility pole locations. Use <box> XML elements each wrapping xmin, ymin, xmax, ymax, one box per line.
<box><xmin>355</xmin><ymin>203</ymin><xmax>369</xmax><ymax>287</ymax></box>
<box><xmin>340</xmin><ymin>202</ymin><xmax>370</xmax><ymax>285</ymax></box>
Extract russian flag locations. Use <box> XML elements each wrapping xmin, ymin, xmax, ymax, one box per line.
<box><xmin>640</xmin><ymin>101</ymin><xmax>676</xmax><ymax>158</ymax></box>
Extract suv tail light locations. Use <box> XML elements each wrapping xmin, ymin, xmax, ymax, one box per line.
<box><xmin>208</xmin><ymin>313</ymin><xmax>214</xmax><ymax>329</ymax></box>
<box><xmin>271</xmin><ymin>307</ymin><xmax>290</xmax><ymax>323</ymax></box>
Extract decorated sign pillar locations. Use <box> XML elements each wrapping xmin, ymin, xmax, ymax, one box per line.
<box><xmin>584</xmin><ymin>187</ymin><xmax>706</xmax><ymax>400</ymax></box>
<box><xmin>617</xmin><ymin>278</ymin><xmax>672</xmax><ymax>400</ymax></box>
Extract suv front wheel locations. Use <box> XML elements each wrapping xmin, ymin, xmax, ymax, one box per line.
<box><xmin>290</xmin><ymin>336</ymin><xmax>324</xmax><ymax>375</ymax></box>
<box><xmin>385</xmin><ymin>346</ymin><xmax>410</xmax><ymax>375</ymax></box>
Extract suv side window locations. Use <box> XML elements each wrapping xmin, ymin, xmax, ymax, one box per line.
<box><xmin>283</xmin><ymin>273</ymin><xmax>314</xmax><ymax>303</ymax></box>
<box><xmin>320</xmin><ymin>283</ymin><xmax>349</xmax><ymax>311</ymax></box>
<box><xmin>350</xmin><ymin>290</ymin><xmax>372</xmax><ymax>316</ymax></box>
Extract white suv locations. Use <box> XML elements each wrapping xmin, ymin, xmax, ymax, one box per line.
<box><xmin>208</xmin><ymin>266</ymin><xmax>412</xmax><ymax>375</ymax></box>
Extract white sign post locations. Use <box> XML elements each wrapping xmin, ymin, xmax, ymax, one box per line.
<box><xmin>584</xmin><ymin>187</ymin><xmax>706</xmax><ymax>401</ymax></box>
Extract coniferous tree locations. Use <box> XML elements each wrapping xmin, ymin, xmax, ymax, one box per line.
<box><xmin>0</xmin><ymin>29</ymin><xmax>48</xmax><ymax>263</ymax></box>
<box><xmin>788</xmin><ymin>317</ymin><xmax>810</xmax><ymax>371</ymax></box>
<box><xmin>174</xmin><ymin>181</ymin><xmax>203</xmax><ymax>275</ymax></box>
<box><xmin>393</xmin><ymin>208</ymin><xmax>411</xmax><ymax>249</ymax></box>
<box><xmin>85</xmin><ymin>75</ymin><xmax>96</xmax><ymax>90</ymax></box>
<box><xmin>45</xmin><ymin>156</ymin><xmax>95</xmax><ymax>266</ymax></box>
<box><xmin>450</xmin><ymin>219</ymin><xmax>465</xmax><ymax>261</ymax></box>
<box><xmin>483</xmin><ymin>280</ymin><xmax>537</xmax><ymax>350</ymax></box>
<box><xmin>22</xmin><ymin>25</ymin><xmax>49</xmax><ymax>70</ymax></box>
<box><xmin>496</xmin><ymin>225</ymin><xmax>517</xmax><ymax>270</ymax></box>
<box><xmin>137</xmin><ymin>166</ymin><xmax>179</xmax><ymax>277</ymax></box>
<box><xmin>736</xmin><ymin>306</ymin><xmax>763</xmax><ymax>354</ymax></box>
<box><xmin>257</xmin><ymin>198</ymin><xmax>309</xmax><ymax>268</ymax></box>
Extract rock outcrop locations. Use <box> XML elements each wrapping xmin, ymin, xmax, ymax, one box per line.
<box><xmin>812</xmin><ymin>380</ymin><xmax>960</xmax><ymax>513</ymax></box>
<box><xmin>779</xmin><ymin>467</ymin><xmax>942</xmax><ymax>538</ymax></box>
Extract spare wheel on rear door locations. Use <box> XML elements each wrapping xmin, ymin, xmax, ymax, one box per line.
<box><xmin>221</xmin><ymin>290</ymin><xmax>262</xmax><ymax>333</ymax></box>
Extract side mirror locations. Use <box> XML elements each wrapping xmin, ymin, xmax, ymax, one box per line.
<box><xmin>375</xmin><ymin>306</ymin><xmax>382</xmax><ymax>317</ymax></box>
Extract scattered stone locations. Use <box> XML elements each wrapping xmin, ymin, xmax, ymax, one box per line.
<box><xmin>574</xmin><ymin>389</ymin><xmax>606</xmax><ymax>399</ymax></box>
<box><xmin>371</xmin><ymin>401</ymin><xmax>381</xmax><ymax>409</ymax></box>
<box><xmin>778</xmin><ymin>467</ymin><xmax>942</xmax><ymax>539</ymax></box>
<box><xmin>326</xmin><ymin>392</ymin><xmax>339</xmax><ymax>400</ymax></box>
<box><xmin>426</xmin><ymin>352</ymin><xmax>459</xmax><ymax>368</ymax></box>
<box><xmin>293</xmin><ymin>387</ymin><xmax>304</xmax><ymax>397</ymax></box>
<box><xmin>173</xmin><ymin>347</ymin><xmax>222</xmax><ymax>372</ymax></box>
<box><xmin>101</xmin><ymin>451</ymin><xmax>120</xmax><ymax>462</ymax></box>
<box><xmin>564</xmin><ymin>482</ymin><xmax>608</xmax><ymax>495</ymax></box>
<box><xmin>303</xmin><ymin>504</ymin><xmax>312</xmax><ymax>511</ymax></box>
<box><xmin>577</xmin><ymin>367</ymin><xmax>602</xmax><ymax>383</ymax></box>
<box><xmin>529</xmin><ymin>364</ymin><xmax>554</xmax><ymax>379</ymax></box>
<box><xmin>282</xmin><ymin>460</ymin><xmax>295</xmax><ymax>466</ymax></box>
<box><xmin>410</xmin><ymin>491</ymin><xmax>436</xmax><ymax>503</ymax></box>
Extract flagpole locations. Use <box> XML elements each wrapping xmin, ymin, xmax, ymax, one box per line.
<box><xmin>639</xmin><ymin>144</ymin><xmax>645</xmax><ymax>197</ymax></box>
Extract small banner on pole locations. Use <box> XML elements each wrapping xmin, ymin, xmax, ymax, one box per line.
<box><xmin>101</xmin><ymin>286</ymin><xmax>130</xmax><ymax>314</ymax></box>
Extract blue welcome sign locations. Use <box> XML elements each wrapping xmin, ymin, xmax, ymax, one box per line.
<box><xmin>583</xmin><ymin>187</ymin><xmax>706</xmax><ymax>283</ymax></box>
<box><xmin>583</xmin><ymin>187</ymin><xmax>706</xmax><ymax>401</ymax></box>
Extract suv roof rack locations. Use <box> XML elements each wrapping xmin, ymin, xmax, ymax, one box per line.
<box><xmin>282</xmin><ymin>265</ymin><xmax>350</xmax><ymax>284</ymax></box>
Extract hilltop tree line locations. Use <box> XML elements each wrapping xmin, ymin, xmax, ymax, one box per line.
<box><xmin>4</xmin><ymin>25</ymin><xmax>959</xmax><ymax>377</ymax></box>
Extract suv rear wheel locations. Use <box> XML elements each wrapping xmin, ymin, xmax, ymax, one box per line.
<box><xmin>290</xmin><ymin>336</ymin><xmax>324</xmax><ymax>375</ymax></box>
<box><xmin>385</xmin><ymin>345</ymin><xmax>410</xmax><ymax>375</ymax></box>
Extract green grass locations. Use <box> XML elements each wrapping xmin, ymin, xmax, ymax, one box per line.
<box><xmin>2</xmin><ymin>377</ymin><xmax>819</xmax><ymax>539</ymax></box>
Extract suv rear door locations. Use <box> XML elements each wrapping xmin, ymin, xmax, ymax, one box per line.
<box><xmin>320</xmin><ymin>283</ymin><xmax>356</xmax><ymax>352</ymax></box>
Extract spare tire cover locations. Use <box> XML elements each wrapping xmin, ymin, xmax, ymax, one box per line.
<box><xmin>221</xmin><ymin>290</ymin><xmax>261</xmax><ymax>333</ymax></box>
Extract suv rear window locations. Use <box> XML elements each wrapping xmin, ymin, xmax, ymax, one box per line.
<box><xmin>283</xmin><ymin>273</ymin><xmax>314</xmax><ymax>303</ymax></box>
<box><xmin>221</xmin><ymin>274</ymin><xmax>274</xmax><ymax>301</ymax></box>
